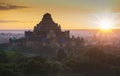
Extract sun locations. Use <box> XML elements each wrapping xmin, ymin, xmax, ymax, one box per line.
<box><xmin>91</xmin><ymin>13</ymin><xmax>118</xmax><ymax>32</ymax></box>
<box><xmin>91</xmin><ymin>13</ymin><xmax>118</xmax><ymax>45</ymax></box>
<box><xmin>95</xmin><ymin>14</ymin><xmax>117</xmax><ymax>32</ymax></box>
<box><xmin>99</xmin><ymin>18</ymin><xmax>113</xmax><ymax>32</ymax></box>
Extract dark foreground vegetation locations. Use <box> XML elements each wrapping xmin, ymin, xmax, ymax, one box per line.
<box><xmin>0</xmin><ymin>44</ymin><xmax>120</xmax><ymax>76</ymax></box>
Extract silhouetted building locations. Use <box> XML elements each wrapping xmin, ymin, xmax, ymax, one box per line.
<box><xmin>9</xmin><ymin>13</ymin><xmax>84</xmax><ymax>52</ymax></box>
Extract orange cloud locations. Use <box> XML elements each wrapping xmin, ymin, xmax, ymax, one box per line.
<box><xmin>0</xmin><ymin>2</ymin><xmax>28</xmax><ymax>10</ymax></box>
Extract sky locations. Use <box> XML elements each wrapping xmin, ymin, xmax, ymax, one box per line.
<box><xmin>0</xmin><ymin>0</ymin><xmax>120</xmax><ymax>30</ymax></box>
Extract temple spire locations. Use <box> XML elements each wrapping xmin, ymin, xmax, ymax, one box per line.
<box><xmin>40</xmin><ymin>13</ymin><xmax>54</xmax><ymax>24</ymax></box>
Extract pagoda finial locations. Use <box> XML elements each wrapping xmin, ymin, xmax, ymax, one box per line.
<box><xmin>41</xmin><ymin>13</ymin><xmax>53</xmax><ymax>23</ymax></box>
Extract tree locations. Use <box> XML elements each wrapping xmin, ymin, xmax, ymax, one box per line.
<box><xmin>56</xmin><ymin>49</ymin><xmax>67</xmax><ymax>62</ymax></box>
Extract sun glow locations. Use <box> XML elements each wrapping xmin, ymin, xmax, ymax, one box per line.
<box><xmin>98</xmin><ymin>17</ymin><xmax>115</xmax><ymax>35</ymax></box>
<box><xmin>99</xmin><ymin>19</ymin><xmax>113</xmax><ymax>30</ymax></box>
<box><xmin>92</xmin><ymin>13</ymin><xmax>118</xmax><ymax>44</ymax></box>
<box><xmin>99</xmin><ymin>18</ymin><xmax>114</xmax><ymax>33</ymax></box>
<box><xmin>92</xmin><ymin>13</ymin><xmax>118</xmax><ymax>32</ymax></box>
<box><xmin>99</xmin><ymin>17</ymin><xmax>115</xmax><ymax>31</ymax></box>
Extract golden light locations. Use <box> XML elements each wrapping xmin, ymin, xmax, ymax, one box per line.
<box><xmin>92</xmin><ymin>13</ymin><xmax>118</xmax><ymax>45</ymax></box>
<box><xmin>98</xmin><ymin>18</ymin><xmax>114</xmax><ymax>33</ymax></box>
<box><xmin>98</xmin><ymin>17</ymin><xmax>116</xmax><ymax>34</ymax></box>
<box><xmin>96</xmin><ymin>17</ymin><xmax>115</xmax><ymax>41</ymax></box>
<box><xmin>91</xmin><ymin>13</ymin><xmax>118</xmax><ymax>31</ymax></box>
<box><xmin>99</xmin><ymin>19</ymin><xmax>113</xmax><ymax>30</ymax></box>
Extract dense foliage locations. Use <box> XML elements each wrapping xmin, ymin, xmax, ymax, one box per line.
<box><xmin>0</xmin><ymin>44</ymin><xmax>120</xmax><ymax>76</ymax></box>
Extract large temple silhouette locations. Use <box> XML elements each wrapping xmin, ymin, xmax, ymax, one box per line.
<box><xmin>9</xmin><ymin>13</ymin><xmax>84</xmax><ymax>56</ymax></box>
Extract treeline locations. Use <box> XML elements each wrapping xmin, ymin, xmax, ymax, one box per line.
<box><xmin>0</xmin><ymin>47</ymin><xmax>120</xmax><ymax>76</ymax></box>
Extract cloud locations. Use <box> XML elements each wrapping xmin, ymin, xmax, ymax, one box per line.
<box><xmin>0</xmin><ymin>20</ymin><xmax>18</xmax><ymax>23</ymax></box>
<box><xmin>0</xmin><ymin>20</ymin><xmax>33</xmax><ymax>23</ymax></box>
<box><xmin>0</xmin><ymin>2</ymin><xmax>28</xmax><ymax>10</ymax></box>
